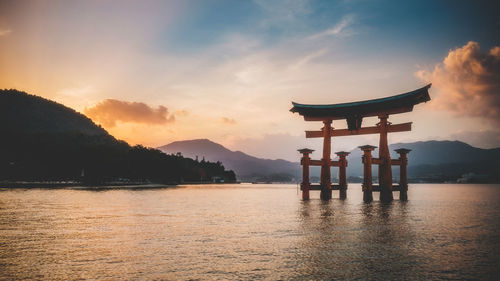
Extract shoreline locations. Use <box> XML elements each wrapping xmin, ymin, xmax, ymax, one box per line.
<box><xmin>1</xmin><ymin>181</ymin><xmax>495</xmax><ymax>190</ymax></box>
<box><xmin>0</xmin><ymin>182</ymin><xmax>175</xmax><ymax>190</ymax></box>
<box><xmin>0</xmin><ymin>180</ymin><xmax>240</xmax><ymax>189</ymax></box>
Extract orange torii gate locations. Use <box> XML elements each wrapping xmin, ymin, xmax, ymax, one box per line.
<box><xmin>291</xmin><ymin>84</ymin><xmax>431</xmax><ymax>202</ymax></box>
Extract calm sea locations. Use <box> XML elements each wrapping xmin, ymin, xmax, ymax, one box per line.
<box><xmin>1</xmin><ymin>184</ymin><xmax>499</xmax><ymax>280</ymax></box>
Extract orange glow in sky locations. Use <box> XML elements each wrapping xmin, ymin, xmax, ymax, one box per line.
<box><xmin>1</xmin><ymin>1</ymin><xmax>498</xmax><ymax>160</ymax></box>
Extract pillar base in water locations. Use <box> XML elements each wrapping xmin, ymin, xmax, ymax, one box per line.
<box><xmin>379</xmin><ymin>188</ymin><xmax>394</xmax><ymax>202</ymax></box>
<box><xmin>320</xmin><ymin>189</ymin><xmax>332</xmax><ymax>200</ymax></box>
<box><xmin>339</xmin><ymin>188</ymin><xmax>347</xmax><ymax>200</ymax></box>
<box><xmin>400</xmin><ymin>189</ymin><xmax>408</xmax><ymax>201</ymax></box>
<box><xmin>302</xmin><ymin>189</ymin><xmax>310</xmax><ymax>200</ymax></box>
<box><xmin>363</xmin><ymin>191</ymin><xmax>373</xmax><ymax>203</ymax></box>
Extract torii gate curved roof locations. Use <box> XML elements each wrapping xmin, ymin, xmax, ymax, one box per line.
<box><xmin>290</xmin><ymin>84</ymin><xmax>431</xmax><ymax>121</ymax></box>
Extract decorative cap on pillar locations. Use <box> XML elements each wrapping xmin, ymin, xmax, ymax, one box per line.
<box><xmin>335</xmin><ymin>151</ymin><xmax>350</xmax><ymax>156</ymax></box>
<box><xmin>359</xmin><ymin>145</ymin><xmax>377</xmax><ymax>151</ymax></box>
<box><xmin>395</xmin><ymin>148</ymin><xmax>411</xmax><ymax>154</ymax></box>
<box><xmin>298</xmin><ymin>148</ymin><xmax>314</xmax><ymax>154</ymax></box>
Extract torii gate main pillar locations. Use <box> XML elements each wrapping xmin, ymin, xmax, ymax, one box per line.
<box><xmin>378</xmin><ymin>114</ymin><xmax>393</xmax><ymax>202</ymax></box>
<box><xmin>320</xmin><ymin>120</ymin><xmax>332</xmax><ymax>200</ymax></box>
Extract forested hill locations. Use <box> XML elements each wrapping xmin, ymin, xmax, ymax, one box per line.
<box><xmin>0</xmin><ymin>89</ymin><xmax>236</xmax><ymax>184</ymax></box>
<box><xmin>1</xmin><ymin>89</ymin><xmax>109</xmax><ymax>136</ymax></box>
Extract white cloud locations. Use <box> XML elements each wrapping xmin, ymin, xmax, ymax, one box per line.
<box><xmin>0</xmin><ymin>29</ymin><xmax>12</xmax><ymax>36</ymax></box>
<box><xmin>57</xmin><ymin>85</ymin><xmax>96</xmax><ymax>97</ymax></box>
<box><xmin>308</xmin><ymin>14</ymin><xmax>355</xmax><ymax>40</ymax></box>
<box><xmin>291</xmin><ymin>48</ymin><xmax>329</xmax><ymax>69</ymax></box>
<box><xmin>220</xmin><ymin>117</ymin><xmax>237</xmax><ymax>125</ymax></box>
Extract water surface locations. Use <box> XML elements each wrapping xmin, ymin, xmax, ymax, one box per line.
<box><xmin>1</xmin><ymin>184</ymin><xmax>499</xmax><ymax>280</ymax></box>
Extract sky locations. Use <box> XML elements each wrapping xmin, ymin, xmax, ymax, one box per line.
<box><xmin>1</xmin><ymin>0</ymin><xmax>499</xmax><ymax>161</ymax></box>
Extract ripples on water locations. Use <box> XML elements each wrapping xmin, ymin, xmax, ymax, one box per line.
<box><xmin>1</xmin><ymin>184</ymin><xmax>499</xmax><ymax>280</ymax></box>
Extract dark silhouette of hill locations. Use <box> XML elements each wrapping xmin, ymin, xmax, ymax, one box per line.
<box><xmin>0</xmin><ymin>89</ymin><xmax>236</xmax><ymax>184</ymax></box>
<box><xmin>1</xmin><ymin>89</ymin><xmax>109</xmax><ymax>136</ymax></box>
<box><xmin>158</xmin><ymin>139</ymin><xmax>301</xmax><ymax>181</ymax></box>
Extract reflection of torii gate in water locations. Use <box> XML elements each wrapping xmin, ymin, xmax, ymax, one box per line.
<box><xmin>291</xmin><ymin>84</ymin><xmax>431</xmax><ymax>202</ymax></box>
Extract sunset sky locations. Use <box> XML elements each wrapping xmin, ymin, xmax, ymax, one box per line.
<box><xmin>1</xmin><ymin>0</ymin><xmax>499</xmax><ymax>161</ymax></box>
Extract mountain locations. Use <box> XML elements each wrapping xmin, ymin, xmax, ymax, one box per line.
<box><xmin>337</xmin><ymin>140</ymin><xmax>499</xmax><ymax>182</ymax></box>
<box><xmin>158</xmin><ymin>139</ymin><xmax>301</xmax><ymax>181</ymax></box>
<box><xmin>0</xmin><ymin>89</ymin><xmax>236</xmax><ymax>183</ymax></box>
<box><xmin>347</xmin><ymin>140</ymin><xmax>499</xmax><ymax>167</ymax></box>
<box><xmin>159</xmin><ymin>139</ymin><xmax>500</xmax><ymax>183</ymax></box>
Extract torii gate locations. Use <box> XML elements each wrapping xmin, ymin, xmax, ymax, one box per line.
<box><xmin>291</xmin><ymin>84</ymin><xmax>431</xmax><ymax>202</ymax></box>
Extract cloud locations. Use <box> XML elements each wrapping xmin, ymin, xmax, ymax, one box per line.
<box><xmin>0</xmin><ymin>29</ymin><xmax>12</xmax><ymax>36</ymax></box>
<box><xmin>58</xmin><ymin>86</ymin><xmax>96</xmax><ymax>97</ymax></box>
<box><xmin>417</xmin><ymin>41</ymin><xmax>500</xmax><ymax>125</ymax></box>
<box><xmin>308</xmin><ymin>15</ymin><xmax>355</xmax><ymax>40</ymax></box>
<box><xmin>291</xmin><ymin>48</ymin><xmax>329</xmax><ymax>70</ymax></box>
<box><xmin>174</xmin><ymin>109</ymin><xmax>189</xmax><ymax>116</ymax></box>
<box><xmin>220</xmin><ymin>117</ymin><xmax>237</xmax><ymax>125</ymax></box>
<box><xmin>84</xmin><ymin>99</ymin><xmax>175</xmax><ymax>127</ymax></box>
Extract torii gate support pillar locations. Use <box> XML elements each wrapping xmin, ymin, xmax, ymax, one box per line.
<box><xmin>336</xmin><ymin>151</ymin><xmax>349</xmax><ymax>200</ymax></box>
<box><xmin>320</xmin><ymin>120</ymin><xmax>332</xmax><ymax>200</ymax></box>
<box><xmin>360</xmin><ymin>145</ymin><xmax>376</xmax><ymax>203</ymax></box>
<box><xmin>395</xmin><ymin>148</ymin><xmax>411</xmax><ymax>201</ymax></box>
<box><xmin>298</xmin><ymin>149</ymin><xmax>314</xmax><ymax>200</ymax></box>
<box><xmin>378</xmin><ymin>114</ymin><xmax>394</xmax><ymax>202</ymax></box>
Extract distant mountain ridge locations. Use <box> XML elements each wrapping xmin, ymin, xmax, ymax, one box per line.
<box><xmin>159</xmin><ymin>139</ymin><xmax>500</xmax><ymax>182</ymax></box>
<box><xmin>347</xmin><ymin>140</ymin><xmax>500</xmax><ymax>181</ymax></box>
<box><xmin>158</xmin><ymin>139</ymin><xmax>301</xmax><ymax>180</ymax></box>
